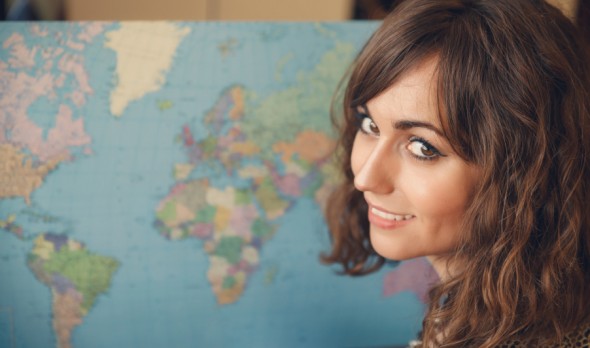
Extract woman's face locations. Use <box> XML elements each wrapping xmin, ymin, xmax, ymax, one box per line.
<box><xmin>351</xmin><ymin>58</ymin><xmax>479</xmax><ymax>273</ymax></box>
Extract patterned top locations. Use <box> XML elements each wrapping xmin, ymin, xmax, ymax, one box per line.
<box><xmin>408</xmin><ymin>320</ymin><xmax>590</xmax><ymax>347</ymax></box>
<box><xmin>498</xmin><ymin>321</ymin><xmax>590</xmax><ymax>348</ymax></box>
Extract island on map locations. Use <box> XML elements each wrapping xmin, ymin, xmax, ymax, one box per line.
<box><xmin>104</xmin><ymin>22</ymin><xmax>190</xmax><ymax>117</ymax></box>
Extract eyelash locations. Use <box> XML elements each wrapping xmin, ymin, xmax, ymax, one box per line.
<box><xmin>354</xmin><ymin>111</ymin><xmax>377</xmax><ymax>136</ymax></box>
<box><xmin>354</xmin><ymin>111</ymin><xmax>444</xmax><ymax>161</ymax></box>
<box><xmin>407</xmin><ymin>136</ymin><xmax>443</xmax><ymax>161</ymax></box>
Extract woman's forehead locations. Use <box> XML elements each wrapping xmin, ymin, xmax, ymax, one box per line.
<box><xmin>364</xmin><ymin>57</ymin><xmax>440</xmax><ymax>117</ymax></box>
<box><xmin>354</xmin><ymin>53</ymin><xmax>441</xmax><ymax>106</ymax></box>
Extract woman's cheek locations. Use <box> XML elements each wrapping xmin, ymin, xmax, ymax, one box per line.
<box><xmin>402</xmin><ymin>167</ymin><xmax>467</xmax><ymax>217</ymax></box>
<box><xmin>350</xmin><ymin>134</ymin><xmax>369</xmax><ymax>175</ymax></box>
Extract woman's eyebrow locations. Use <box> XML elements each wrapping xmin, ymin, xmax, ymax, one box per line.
<box><xmin>360</xmin><ymin>104</ymin><xmax>445</xmax><ymax>137</ymax></box>
<box><xmin>393</xmin><ymin>120</ymin><xmax>444</xmax><ymax>137</ymax></box>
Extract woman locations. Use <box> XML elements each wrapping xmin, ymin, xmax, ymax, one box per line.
<box><xmin>322</xmin><ymin>0</ymin><xmax>590</xmax><ymax>346</ymax></box>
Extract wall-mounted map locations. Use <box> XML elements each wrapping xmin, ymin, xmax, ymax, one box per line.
<box><xmin>0</xmin><ymin>22</ymin><xmax>436</xmax><ymax>348</ymax></box>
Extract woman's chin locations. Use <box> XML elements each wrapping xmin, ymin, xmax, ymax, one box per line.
<box><xmin>370</xmin><ymin>231</ymin><xmax>417</xmax><ymax>261</ymax></box>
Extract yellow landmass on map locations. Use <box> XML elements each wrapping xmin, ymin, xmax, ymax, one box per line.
<box><xmin>228</xmin><ymin>142</ymin><xmax>260</xmax><ymax>156</ymax></box>
<box><xmin>315</xmin><ymin>157</ymin><xmax>340</xmax><ymax>210</ymax></box>
<box><xmin>242</xmin><ymin>246</ymin><xmax>259</xmax><ymax>264</ymax></box>
<box><xmin>0</xmin><ymin>144</ymin><xmax>62</xmax><ymax>205</ymax></box>
<box><xmin>171</xmin><ymin>202</ymin><xmax>196</xmax><ymax>227</ymax></box>
<box><xmin>105</xmin><ymin>22</ymin><xmax>191</xmax><ymax>117</ymax></box>
<box><xmin>206</xmin><ymin>186</ymin><xmax>235</xmax><ymax>210</ymax></box>
<box><xmin>173</xmin><ymin>163</ymin><xmax>195</xmax><ymax>181</ymax></box>
<box><xmin>67</xmin><ymin>239</ymin><xmax>83</xmax><ymax>251</ymax></box>
<box><xmin>214</xmin><ymin>206</ymin><xmax>231</xmax><ymax>230</ymax></box>
<box><xmin>32</xmin><ymin>234</ymin><xmax>55</xmax><ymax>260</ymax></box>
<box><xmin>255</xmin><ymin>178</ymin><xmax>289</xmax><ymax>220</ymax></box>
<box><xmin>229</xmin><ymin>87</ymin><xmax>244</xmax><ymax>120</ymax></box>
<box><xmin>237</xmin><ymin>165</ymin><xmax>268</xmax><ymax>179</ymax></box>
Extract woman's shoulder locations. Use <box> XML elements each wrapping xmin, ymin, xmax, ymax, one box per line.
<box><xmin>408</xmin><ymin>319</ymin><xmax>590</xmax><ymax>347</ymax></box>
<box><xmin>498</xmin><ymin>319</ymin><xmax>590</xmax><ymax>347</ymax></box>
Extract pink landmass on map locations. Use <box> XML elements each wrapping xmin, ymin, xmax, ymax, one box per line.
<box><xmin>45</xmin><ymin>105</ymin><xmax>92</xmax><ymax>159</ymax></box>
<box><xmin>66</xmin><ymin>40</ymin><xmax>85</xmax><ymax>51</ymax></box>
<box><xmin>228</xmin><ymin>259</ymin><xmax>254</xmax><ymax>276</ymax></box>
<box><xmin>55</xmin><ymin>73</ymin><xmax>66</xmax><ymax>88</ymax></box>
<box><xmin>191</xmin><ymin>223</ymin><xmax>214</xmax><ymax>239</ymax></box>
<box><xmin>169</xmin><ymin>182</ymin><xmax>187</xmax><ymax>196</ymax></box>
<box><xmin>267</xmin><ymin>164</ymin><xmax>302</xmax><ymax>197</ymax></box>
<box><xmin>30</xmin><ymin>25</ymin><xmax>49</xmax><ymax>37</ymax></box>
<box><xmin>229</xmin><ymin>205</ymin><xmax>258</xmax><ymax>238</ymax></box>
<box><xmin>217</xmin><ymin>128</ymin><xmax>244</xmax><ymax>148</ymax></box>
<box><xmin>77</xmin><ymin>23</ymin><xmax>107</xmax><ymax>43</ymax></box>
<box><xmin>383</xmin><ymin>257</ymin><xmax>440</xmax><ymax>303</ymax></box>
<box><xmin>9</xmin><ymin>103</ymin><xmax>91</xmax><ymax>162</ymax></box>
<box><xmin>58</xmin><ymin>54</ymin><xmax>92</xmax><ymax>95</ymax></box>
<box><xmin>0</xmin><ymin>71</ymin><xmax>54</xmax><ymax>144</ymax></box>
<box><xmin>53</xmin><ymin>287</ymin><xmax>84</xmax><ymax>348</ymax></box>
<box><xmin>3</xmin><ymin>33</ymin><xmax>37</xmax><ymax>68</ymax></box>
<box><xmin>273</xmin><ymin>173</ymin><xmax>301</xmax><ymax>197</ymax></box>
<box><xmin>1</xmin><ymin>32</ymin><xmax>94</xmax><ymax>164</ymax></box>
<box><xmin>41</xmin><ymin>47</ymin><xmax>64</xmax><ymax>60</ymax></box>
<box><xmin>69</xmin><ymin>90</ymin><xmax>86</xmax><ymax>107</ymax></box>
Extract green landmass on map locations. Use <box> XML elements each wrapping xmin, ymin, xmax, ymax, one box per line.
<box><xmin>28</xmin><ymin>233</ymin><xmax>119</xmax><ymax>348</ymax></box>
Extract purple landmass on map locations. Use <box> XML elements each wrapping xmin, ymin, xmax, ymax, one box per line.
<box><xmin>383</xmin><ymin>257</ymin><xmax>440</xmax><ymax>303</ymax></box>
<box><xmin>44</xmin><ymin>232</ymin><xmax>69</xmax><ymax>251</ymax></box>
<box><xmin>52</xmin><ymin>273</ymin><xmax>76</xmax><ymax>294</ymax></box>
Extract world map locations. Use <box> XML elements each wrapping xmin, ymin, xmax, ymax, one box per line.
<box><xmin>0</xmin><ymin>22</ymin><xmax>437</xmax><ymax>347</ymax></box>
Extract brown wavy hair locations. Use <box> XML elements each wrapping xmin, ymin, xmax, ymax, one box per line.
<box><xmin>322</xmin><ymin>0</ymin><xmax>590</xmax><ymax>346</ymax></box>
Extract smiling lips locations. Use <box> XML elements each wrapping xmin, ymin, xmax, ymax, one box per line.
<box><xmin>368</xmin><ymin>205</ymin><xmax>415</xmax><ymax>229</ymax></box>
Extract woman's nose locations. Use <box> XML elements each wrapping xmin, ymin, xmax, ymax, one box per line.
<box><xmin>353</xmin><ymin>141</ymin><xmax>395</xmax><ymax>194</ymax></box>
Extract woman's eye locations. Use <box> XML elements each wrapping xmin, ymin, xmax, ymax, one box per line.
<box><xmin>407</xmin><ymin>138</ymin><xmax>441</xmax><ymax>160</ymax></box>
<box><xmin>359</xmin><ymin>116</ymin><xmax>380</xmax><ymax>136</ymax></box>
